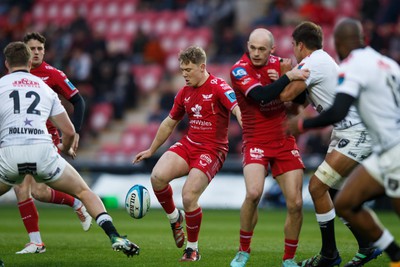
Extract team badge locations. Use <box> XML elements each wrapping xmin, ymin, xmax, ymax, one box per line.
<box><xmin>338</xmin><ymin>138</ymin><xmax>349</xmax><ymax>148</ymax></box>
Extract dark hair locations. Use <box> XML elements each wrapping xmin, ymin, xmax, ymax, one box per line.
<box><xmin>292</xmin><ymin>21</ymin><xmax>323</xmax><ymax>50</ymax></box>
<box><xmin>23</xmin><ymin>32</ymin><xmax>46</xmax><ymax>44</ymax></box>
<box><xmin>3</xmin><ymin>41</ymin><xmax>32</xmax><ymax>67</ymax></box>
<box><xmin>178</xmin><ymin>46</ymin><xmax>206</xmax><ymax>65</ymax></box>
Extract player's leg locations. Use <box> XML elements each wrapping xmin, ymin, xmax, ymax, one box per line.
<box><xmin>231</xmin><ymin>163</ymin><xmax>266</xmax><ymax>267</ymax></box>
<box><xmin>151</xmin><ymin>150</ymin><xmax>190</xmax><ymax>248</ymax></box>
<box><xmin>276</xmin><ymin>168</ymin><xmax>303</xmax><ymax>266</ymax></box>
<box><xmin>0</xmin><ymin>181</ymin><xmax>12</xmax><ymax>196</ymax></box>
<box><xmin>46</xmin><ymin>162</ymin><xmax>139</xmax><ymax>257</ymax></box>
<box><xmin>13</xmin><ymin>175</ymin><xmax>46</xmax><ymax>254</ymax></box>
<box><xmin>299</xmin><ymin>150</ymin><xmax>357</xmax><ymax>266</ymax></box>
<box><xmin>335</xmin><ymin>164</ymin><xmax>400</xmax><ymax>260</ymax></box>
<box><xmin>30</xmin><ymin>180</ymin><xmax>92</xmax><ymax>231</ymax></box>
<box><xmin>179</xmin><ymin>168</ymin><xmax>209</xmax><ymax>262</ymax></box>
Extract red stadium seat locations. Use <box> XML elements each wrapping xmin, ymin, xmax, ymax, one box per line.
<box><xmin>89</xmin><ymin>102</ymin><xmax>113</xmax><ymax>133</ymax></box>
<box><xmin>131</xmin><ymin>64</ymin><xmax>164</xmax><ymax>93</ymax></box>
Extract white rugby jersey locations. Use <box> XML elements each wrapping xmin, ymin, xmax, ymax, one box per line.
<box><xmin>337</xmin><ymin>47</ymin><xmax>400</xmax><ymax>153</ymax></box>
<box><xmin>300</xmin><ymin>49</ymin><xmax>363</xmax><ymax>130</ymax></box>
<box><xmin>0</xmin><ymin>71</ymin><xmax>65</xmax><ymax>147</ymax></box>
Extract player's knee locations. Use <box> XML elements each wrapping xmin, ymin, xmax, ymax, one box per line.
<box><xmin>286</xmin><ymin>195</ymin><xmax>303</xmax><ymax>214</ymax></box>
<box><xmin>334</xmin><ymin>196</ymin><xmax>349</xmax><ymax>218</ymax></box>
<box><xmin>314</xmin><ymin>161</ymin><xmax>342</xmax><ymax>191</ymax></box>
<box><xmin>13</xmin><ymin>185</ymin><xmax>30</xmax><ymax>201</ymax></box>
<box><xmin>31</xmin><ymin>190</ymin><xmax>48</xmax><ymax>202</ymax></box>
<box><xmin>245</xmin><ymin>187</ymin><xmax>263</xmax><ymax>204</ymax></box>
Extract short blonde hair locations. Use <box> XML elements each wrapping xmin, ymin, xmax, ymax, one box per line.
<box><xmin>178</xmin><ymin>46</ymin><xmax>206</xmax><ymax>65</ymax></box>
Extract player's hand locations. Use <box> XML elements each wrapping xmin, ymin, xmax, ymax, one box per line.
<box><xmin>279</xmin><ymin>58</ymin><xmax>293</xmax><ymax>74</ymax></box>
<box><xmin>267</xmin><ymin>69</ymin><xmax>279</xmax><ymax>81</ymax></box>
<box><xmin>287</xmin><ymin>67</ymin><xmax>310</xmax><ymax>81</ymax></box>
<box><xmin>132</xmin><ymin>149</ymin><xmax>152</xmax><ymax>164</ymax></box>
<box><xmin>57</xmin><ymin>143</ymin><xmax>77</xmax><ymax>159</ymax></box>
<box><xmin>285</xmin><ymin>115</ymin><xmax>304</xmax><ymax>136</ymax></box>
<box><xmin>72</xmin><ymin>133</ymin><xmax>80</xmax><ymax>153</ymax></box>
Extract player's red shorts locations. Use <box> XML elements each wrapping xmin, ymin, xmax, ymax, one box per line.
<box><xmin>242</xmin><ymin>136</ymin><xmax>304</xmax><ymax>177</ymax></box>
<box><xmin>168</xmin><ymin>136</ymin><xmax>227</xmax><ymax>182</ymax></box>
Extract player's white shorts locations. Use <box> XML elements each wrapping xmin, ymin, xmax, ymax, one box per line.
<box><xmin>0</xmin><ymin>143</ymin><xmax>66</xmax><ymax>186</ymax></box>
<box><xmin>317</xmin><ymin>124</ymin><xmax>372</xmax><ymax>189</ymax></box>
<box><xmin>363</xmin><ymin>142</ymin><xmax>400</xmax><ymax>198</ymax></box>
<box><xmin>328</xmin><ymin>124</ymin><xmax>372</xmax><ymax>162</ymax></box>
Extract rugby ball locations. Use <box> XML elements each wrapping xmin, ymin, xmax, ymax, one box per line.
<box><xmin>125</xmin><ymin>184</ymin><xmax>150</xmax><ymax>219</ymax></box>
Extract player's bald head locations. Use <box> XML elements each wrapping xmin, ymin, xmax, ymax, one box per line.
<box><xmin>334</xmin><ymin>18</ymin><xmax>365</xmax><ymax>60</ymax></box>
<box><xmin>248</xmin><ymin>28</ymin><xmax>274</xmax><ymax>48</ymax></box>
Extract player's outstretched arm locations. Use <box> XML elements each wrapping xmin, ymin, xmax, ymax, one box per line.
<box><xmin>132</xmin><ymin>116</ymin><xmax>179</xmax><ymax>164</ymax></box>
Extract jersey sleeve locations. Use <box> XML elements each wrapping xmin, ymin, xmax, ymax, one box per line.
<box><xmin>230</xmin><ymin>65</ymin><xmax>261</xmax><ymax>96</ymax></box>
<box><xmin>169</xmin><ymin>88</ymin><xmax>185</xmax><ymax>120</ymax></box>
<box><xmin>48</xmin><ymin>85</ymin><xmax>67</xmax><ymax>117</ymax></box>
<box><xmin>216</xmin><ymin>80</ymin><xmax>238</xmax><ymax>111</ymax></box>
<box><xmin>50</xmin><ymin>68</ymin><xmax>79</xmax><ymax>100</ymax></box>
<box><xmin>336</xmin><ymin>60</ymin><xmax>365</xmax><ymax>98</ymax></box>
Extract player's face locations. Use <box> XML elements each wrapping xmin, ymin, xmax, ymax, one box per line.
<box><xmin>247</xmin><ymin>41</ymin><xmax>274</xmax><ymax>67</ymax></box>
<box><xmin>180</xmin><ymin>62</ymin><xmax>204</xmax><ymax>87</ymax></box>
<box><xmin>25</xmin><ymin>39</ymin><xmax>45</xmax><ymax>68</ymax></box>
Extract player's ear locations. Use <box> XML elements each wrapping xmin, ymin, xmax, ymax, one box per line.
<box><xmin>271</xmin><ymin>45</ymin><xmax>276</xmax><ymax>53</ymax></box>
<box><xmin>200</xmin><ymin>63</ymin><xmax>206</xmax><ymax>72</ymax></box>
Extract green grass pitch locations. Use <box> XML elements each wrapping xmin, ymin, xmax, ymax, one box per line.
<box><xmin>0</xmin><ymin>205</ymin><xmax>397</xmax><ymax>266</ymax></box>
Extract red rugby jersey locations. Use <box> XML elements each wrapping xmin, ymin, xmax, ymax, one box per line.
<box><xmin>230</xmin><ymin>53</ymin><xmax>287</xmax><ymax>143</ymax></box>
<box><xmin>31</xmin><ymin>61</ymin><xmax>78</xmax><ymax>138</ymax></box>
<box><xmin>169</xmin><ymin>74</ymin><xmax>238</xmax><ymax>150</ymax></box>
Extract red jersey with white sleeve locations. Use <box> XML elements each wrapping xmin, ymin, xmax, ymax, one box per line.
<box><xmin>169</xmin><ymin>74</ymin><xmax>238</xmax><ymax>152</ymax></box>
<box><xmin>30</xmin><ymin>61</ymin><xmax>78</xmax><ymax>144</ymax></box>
<box><xmin>230</xmin><ymin>53</ymin><xmax>287</xmax><ymax>143</ymax></box>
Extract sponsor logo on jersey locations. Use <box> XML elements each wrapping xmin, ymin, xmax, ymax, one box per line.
<box><xmin>210</xmin><ymin>78</ymin><xmax>218</xmax><ymax>84</ymax></box>
<box><xmin>220</xmin><ymin>83</ymin><xmax>231</xmax><ymax>90</ymax></box>
<box><xmin>338</xmin><ymin>138</ymin><xmax>349</xmax><ymax>148</ymax></box>
<box><xmin>298</xmin><ymin>63</ymin><xmax>305</xmax><ymax>69</ymax></box>
<box><xmin>338</xmin><ymin>73</ymin><xmax>345</xmax><ymax>85</ymax></box>
<box><xmin>241</xmin><ymin>77</ymin><xmax>251</xmax><ymax>85</ymax></box>
<box><xmin>191</xmin><ymin>104</ymin><xmax>202</xmax><ymax>118</ymax></box>
<box><xmin>202</xmin><ymin>94</ymin><xmax>213</xmax><ymax>101</ymax></box>
<box><xmin>12</xmin><ymin>78</ymin><xmax>40</xmax><ymax>88</ymax></box>
<box><xmin>64</xmin><ymin>78</ymin><xmax>76</xmax><ymax>90</ymax></box>
<box><xmin>41</xmin><ymin>76</ymin><xmax>50</xmax><ymax>82</ymax></box>
<box><xmin>9</xmin><ymin>127</ymin><xmax>45</xmax><ymax>135</ymax></box>
<box><xmin>232</xmin><ymin>67</ymin><xmax>247</xmax><ymax>79</ymax></box>
<box><xmin>184</xmin><ymin>97</ymin><xmax>191</xmax><ymax>103</ymax></box>
<box><xmin>224</xmin><ymin>90</ymin><xmax>236</xmax><ymax>103</ymax></box>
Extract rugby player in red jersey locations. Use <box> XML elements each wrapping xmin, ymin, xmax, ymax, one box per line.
<box><xmin>133</xmin><ymin>46</ymin><xmax>242</xmax><ymax>262</ymax></box>
<box><xmin>229</xmin><ymin>28</ymin><xmax>308</xmax><ymax>267</ymax></box>
<box><xmin>13</xmin><ymin>32</ymin><xmax>90</xmax><ymax>254</ymax></box>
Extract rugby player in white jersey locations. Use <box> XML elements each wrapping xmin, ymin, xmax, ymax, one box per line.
<box><xmin>0</xmin><ymin>41</ymin><xmax>139</xmax><ymax>257</ymax></box>
<box><xmin>264</xmin><ymin>21</ymin><xmax>381</xmax><ymax>267</ymax></box>
<box><xmin>287</xmin><ymin>18</ymin><xmax>400</xmax><ymax>267</ymax></box>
